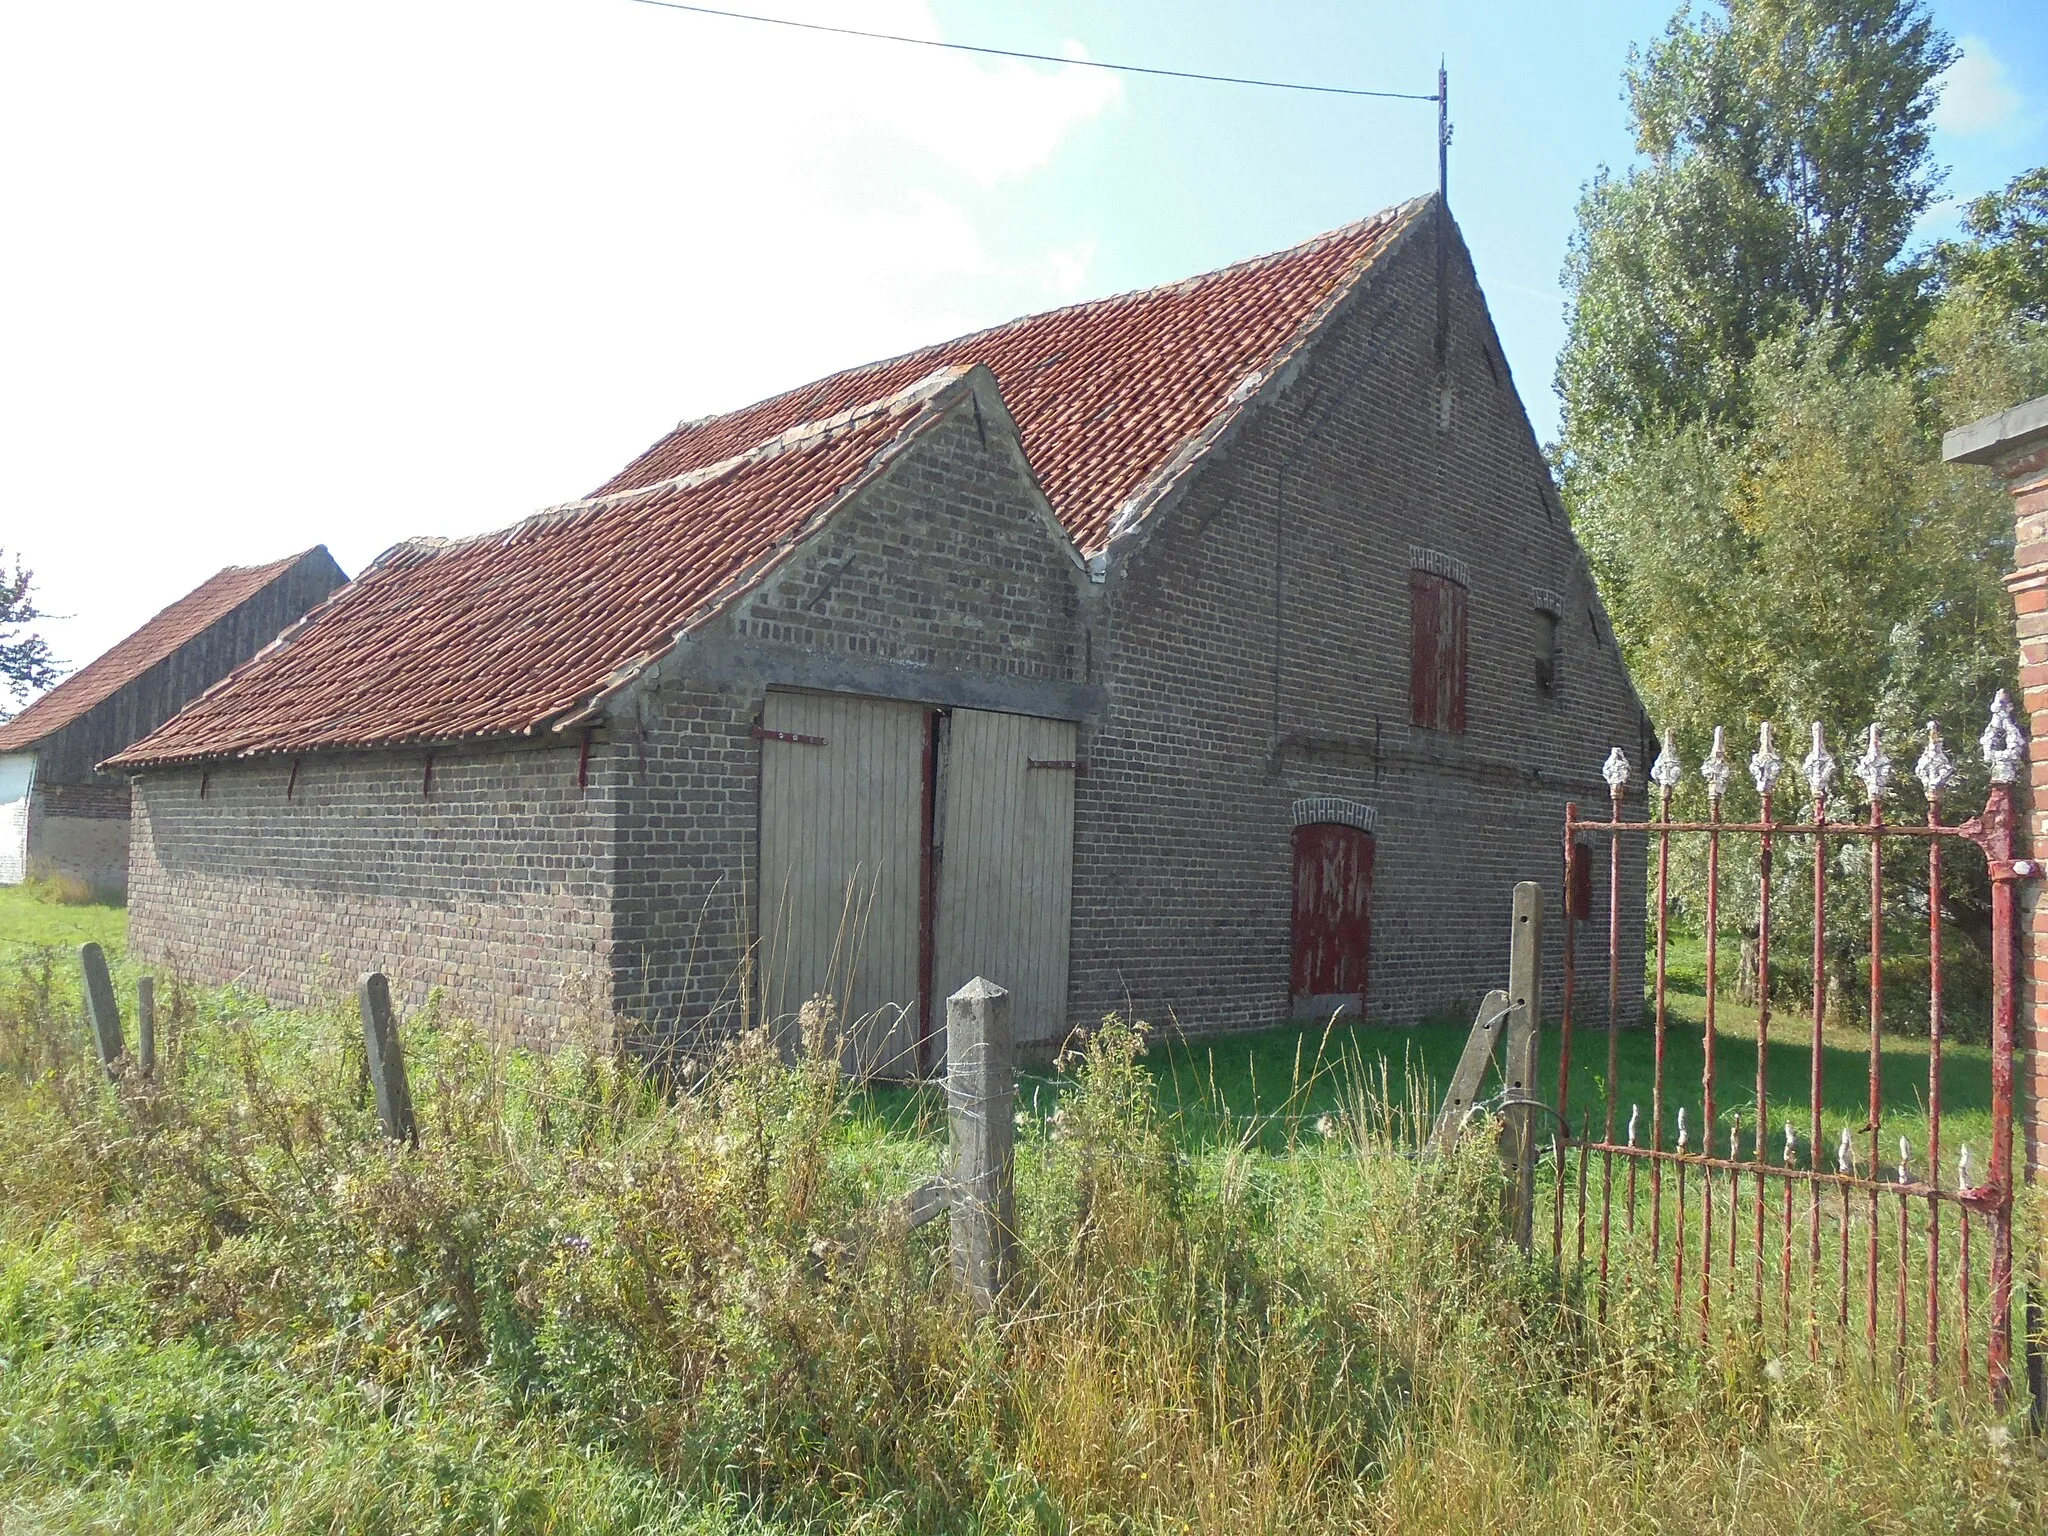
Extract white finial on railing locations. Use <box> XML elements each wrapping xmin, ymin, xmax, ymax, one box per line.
<box><xmin>1651</xmin><ymin>731</ymin><xmax>1682</xmax><ymax>793</ymax></box>
<box><xmin>1959</xmin><ymin>1145</ymin><xmax>1973</xmax><ymax>1189</ymax></box>
<box><xmin>1804</xmin><ymin>722</ymin><xmax>1838</xmax><ymax>811</ymax></box>
<box><xmin>1676</xmin><ymin>1106</ymin><xmax>1688</xmax><ymax>1152</ymax></box>
<box><xmin>1898</xmin><ymin>1136</ymin><xmax>1911</xmax><ymax>1185</ymax></box>
<box><xmin>1749</xmin><ymin>721</ymin><xmax>1783</xmax><ymax>798</ymax></box>
<box><xmin>1729</xmin><ymin>1119</ymin><xmax>1741</xmax><ymax>1159</ymax></box>
<box><xmin>1854</xmin><ymin>723</ymin><xmax>1892</xmax><ymax>803</ymax></box>
<box><xmin>1702</xmin><ymin>727</ymin><xmax>1733</xmax><ymax>803</ymax></box>
<box><xmin>1915</xmin><ymin>721</ymin><xmax>1955</xmax><ymax>800</ymax></box>
<box><xmin>1837</xmin><ymin>1127</ymin><xmax>1853</xmax><ymax>1176</ymax></box>
<box><xmin>1602</xmin><ymin>747</ymin><xmax>1632</xmax><ymax>794</ymax></box>
<box><xmin>1981</xmin><ymin>690</ymin><xmax>2025</xmax><ymax>784</ymax></box>
<box><xmin>1784</xmin><ymin>1122</ymin><xmax>1797</xmax><ymax>1166</ymax></box>
<box><xmin>1627</xmin><ymin>1104</ymin><xmax>1639</xmax><ymax>1147</ymax></box>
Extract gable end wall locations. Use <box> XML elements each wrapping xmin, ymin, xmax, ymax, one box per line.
<box><xmin>608</xmin><ymin>395</ymin><xmax>1094</xmax><ymax>1047</ymax></box>
<box><xmin>1072</xmin><ymin>218</ymin><xmax>1647</xmax><ymax>1036</ymax></box>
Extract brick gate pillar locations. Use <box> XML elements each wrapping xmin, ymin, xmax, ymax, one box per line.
<box><xmin>1947</xmin><ymin>396</ymin><xmax>2048</xmax><ymax>1180</ymax></box>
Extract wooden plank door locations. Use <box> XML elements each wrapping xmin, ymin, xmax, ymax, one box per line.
<box><xmin>931</xmin><ymin>709</ymin><xmax>1076</xmax><ymax>1063</ymax></box>
<box><xmin>1290</xmin><ymin>822</ymin><xmax>1373</xmax><ymax>1019</ymax></box>
<box><xmin>758</xmin><ymin>691</ymin><xmax>928</xmax><ymax>1078</ymax></box>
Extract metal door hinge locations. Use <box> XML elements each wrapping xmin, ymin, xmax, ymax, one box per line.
<box><xmin>753</xmin><ymin>726</ymin><xmax>828</xmax><ymax>746</ymax></box>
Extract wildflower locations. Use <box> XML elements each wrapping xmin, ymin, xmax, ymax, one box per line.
<box><xmin>1314</xmin><ymin>1114</ymin><xmax>1334</xmax><ymax>1138</ymax></box>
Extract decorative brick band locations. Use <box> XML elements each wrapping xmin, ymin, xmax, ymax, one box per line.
<box><xmin>1408</xmin><ymin>546</ymin><xmax>1469</xmax><ymax>589</ymax></box>
<box><xmin>1292</xmin><ymin>796</ymin><xmax>1378</xmax><ymax>834</ymax></box>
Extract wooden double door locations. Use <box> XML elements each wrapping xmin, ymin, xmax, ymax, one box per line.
<box><xmin>756</xmin><ymin>691</ymin><xmax>1075</xmax><ymax>1078</ymax></box>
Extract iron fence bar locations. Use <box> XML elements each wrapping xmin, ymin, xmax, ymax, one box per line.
<box><xmin>1810</xmin><ymin>776</ymin><xmax>1830</xmax><ymax>1330</ymax></box>
<box><xmin>1558</xmin><ymin>803</ymin><xmax>1579</xmax><ymax>1125</ymax></box>
<box><xmin>1754</xmin><ymin>787</ymin><xmax>1775</xmax><ymax>1328</ymax></box>
<box><xmin>1651</xmin><ymin>783</ymin><xmax>1671</xmax><ymax>1264</ymax></box>
<box><xmin>1576</xmin><ymin>1111</ymin><xmax>1592</xmax><ymax>1277</ymax></box>
<box><xmin>1928</xmin><ymin>784</ymin><xmax>1946</xmax><ymax>1370</ymax></box>
<box><xmin>1703</xmin><ymin>787</ymin><xmax>1722</xmax><ymax>1340</ymax></box>
<box><xmin>1961</xmin><ymin>1200</ymin><xmax>1975</xmax><ymax>1393</ymax></box>
<box><xmin>1866</xmin><ymin>778</ymin><xmax>1887</xmax><ymax>1363</ymax></box>
<box><xmin>1607</xmin><ymin>780</ymin><xmax>1624</xmax><ymax>1145</ymax></box>
<box><xmin>1986</xmin><ymin>778</ymin><xmax>2018</xmax><ymax>1402</ymax></box>
<box><xmin>1550</xmin><ymin>1131</ymin><xmax>1566</xmax><ymax>1271</ymax></box>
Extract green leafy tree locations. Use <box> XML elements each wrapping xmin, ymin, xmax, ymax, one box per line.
<box><xmin>1936</xmin><ymin>167</ymin><xmax>2048</xmax><ymax>322</ymax></box>
<box><xmin>1559</xmin><ymin>0</ymin><xmax>1956</xmax><ymax>476</ymax></box>
<box><xmin>0</xmin><ymin>550</ymin><xmax>59</xmax><ymax>718</ymax></box>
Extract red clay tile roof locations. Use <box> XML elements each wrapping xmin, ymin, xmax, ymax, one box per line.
<box><xmin>109</xmin><ymin>370</ymin><xmax>980</xmax><ymax>769</ymax></box>
<box><xmin>109</xmin><ymin>200</ymin><xmax>1428</xmax><ymax>769</ymax></box>
<box><xmin>0</xmin><ymin>553</ymin><xmax>317</xmax><ymax>753</ymax></box>
<box><xmin>595</xmin><ymin>199</ymin><xmax>1426</xmax><ymax>552</ymax></box>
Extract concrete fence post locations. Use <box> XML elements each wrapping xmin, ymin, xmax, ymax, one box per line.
<box><xmin>1502</xmin><ymin>881</ymin><xmax>1544</xmax><ymax>1250</ymax></box>
<box><xmin>137</xmin><ymin>976</ymin><xmax>156</xmax><ymax>1079</ymax></box>
<box><xmin>78</xmin><ymin>942</ymin><xmax>123</xmax><ymax>1073</ymax></box>
<box><xmin>358</xmin><ymin>972</ymin><xmax>417</xmax><ymax>1146</ymax></box>
<box><xmin>947</xmin><ymin>976</ymin><xmax>1016</xmax><ymax>1309</ymax></box>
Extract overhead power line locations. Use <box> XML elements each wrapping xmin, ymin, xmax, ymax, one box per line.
<box><xmin>621</xmin><ymin>1</ymin><xmax>1440</xmax><ymax>102</ymax></box>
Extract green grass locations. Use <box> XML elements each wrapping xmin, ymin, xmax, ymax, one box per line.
<box><xmin>3</xmin><ymin>889</ymin><xmax>2043</xmax><ymax>1533</ymax></box>
<box><xmin>0</xmin><ymin>880</ymin><xmax>126</xmax><ymax>962</ymax></box>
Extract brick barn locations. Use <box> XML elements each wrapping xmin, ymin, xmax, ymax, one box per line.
<box><xmin>0</xmin><ymin>549</ymin><xmax>344</xmax><ymax>898</ymax></box>
<box><xmin>112</xmin><ymin>196</ymin><xmax>1647</xmax><ymax>1066</ymax></box>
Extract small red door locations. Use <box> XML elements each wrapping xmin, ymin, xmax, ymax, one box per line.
<box><xmin>1291</xmin><ymin>823</ymin><xmax>1374</xmax><ymax>1018</ymax></box>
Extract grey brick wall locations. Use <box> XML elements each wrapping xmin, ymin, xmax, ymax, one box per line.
<box><xmin>1070</xmin><ymin>218</ymin><xmax>1647</xmax><ymax>1042</ymax></box>
<box><xmin>127</xmin><ymin>742</ymin><xmax>619</xmax><ymax>1046</ymax></box>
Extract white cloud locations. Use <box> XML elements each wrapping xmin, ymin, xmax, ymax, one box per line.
<box><xmin>1935</xmin><ymin>37</ymin><xmax>2021</xmax><ymax>138</ymax></box>
<box><xmin>0</xmin><ymin>0</ymin><xmax>1117</xmax><ymax>675</ymax></box>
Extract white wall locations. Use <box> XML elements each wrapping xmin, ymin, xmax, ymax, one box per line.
<box><xmin>0</xmin><ymin>754</ymin><xmax>33</xmax><ymax>886</ymax></box>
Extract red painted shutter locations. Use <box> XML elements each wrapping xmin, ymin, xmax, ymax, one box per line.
<box><xmin>1409</xmin><ymin>571</ymin><xmax>1468</xmax><ymax>733</ymax></box>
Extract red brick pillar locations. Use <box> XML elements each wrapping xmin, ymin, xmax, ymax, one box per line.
<box><xmin>1949</xmin><ymin>398</ymin><xmax>2048</xmax><ymax>1180</ymax></box>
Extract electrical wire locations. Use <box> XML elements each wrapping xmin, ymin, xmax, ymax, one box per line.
<box><xmin>621</xmin><ymin>1</ymin><xmax>1439</xmax><ymax>102</ymax></box>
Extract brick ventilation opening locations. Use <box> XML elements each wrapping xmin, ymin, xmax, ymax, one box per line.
<box><xmin>1410</xmin><ymin>569</ymin><xmax>1468</xmax><ymax>733</ymax></box>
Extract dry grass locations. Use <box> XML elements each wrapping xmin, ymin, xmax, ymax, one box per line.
<box><xmin>0</xmin><ymin>961</ymin><xmax>2042</xmax><ymax>1534</ymax></box>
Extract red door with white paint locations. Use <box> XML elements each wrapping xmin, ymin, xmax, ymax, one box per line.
<box><xmin>1290</xmin><ymin>823</ymin><xmax>1373</xmax><ymax>1018</ymax></box>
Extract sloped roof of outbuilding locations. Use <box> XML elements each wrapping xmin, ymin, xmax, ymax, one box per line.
<box><xmin>0</xmin><ymin>551</ymin><xmax>329</xmax><ymax>754</ymax></box>
<box><xmin>109</xmin><ymin>197</ymin><xmax>1430</xmax><ymax>770</ymax></box>
<box><xmin>108</xmin><ymin>369</ymin><xmax>995</xmax><ymax>768</ymax></box>
<box><xmin>596</xmin><ymin>198</ymin><xmax>1426</xmax><ymax>552</ymax></box>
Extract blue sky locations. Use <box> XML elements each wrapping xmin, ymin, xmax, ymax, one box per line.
<box><xmin>2</xmin><ymin>1</ymin><xmax>2043</xmax><ymax>677</ymax></box>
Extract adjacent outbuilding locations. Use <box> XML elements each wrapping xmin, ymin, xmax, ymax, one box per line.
<box><xmin>0</xmin><ymin>549</ymin><xmax>345</xmax><ymax>898</ymax></box>
<box><xmin>111</xmin><ymin>197</ymin><xmax>1647</xmax><ymax>1064</ymax></box>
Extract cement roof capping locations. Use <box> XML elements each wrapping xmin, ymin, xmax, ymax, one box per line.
<box><xmin>1943</xmin><ymin>395</ymin><xmax>2048</xmax><ymax>466</ymax></box>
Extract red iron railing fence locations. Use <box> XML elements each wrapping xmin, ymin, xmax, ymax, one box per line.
<box><xmin>1555</xmin><ymin>694</ymin><xmax>2033</xmax><ymax>1403</ymax></box>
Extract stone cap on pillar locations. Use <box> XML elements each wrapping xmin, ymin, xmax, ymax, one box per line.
<box><xmin>1944</xmin><ymin>394</ymin><xmax>2048</xmax><ymax>474</ymax></box>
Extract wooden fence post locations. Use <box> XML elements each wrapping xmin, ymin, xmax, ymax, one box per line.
<box><xmin>947</xmin><ymin>976</ymin><xmax>1015</xmax><ymax>1309</ymax></box>
<box><xmin>1502</xmin><ymin>881</ymin><xmax>1544</xmax><ymax>1250</ymax></box>
<box><xmin>137</xmin><ymin>975</ymin><xmax>156</xmax><ymax>1079</ymax></box>
<box><xmin>358</xmin><ymin>972</ymin><xmax>417</xmax><ymax>1146</ymax></box>
<box><xmin>1425</xmin><ymin>988</ymin><xmax>1514</xmax><ymax>1156</ymax></box>
<box><xmin>78</xmin><ymin>942</ymin><xmax>123</xmax><ymax>1072</ymax></box>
